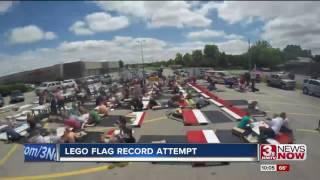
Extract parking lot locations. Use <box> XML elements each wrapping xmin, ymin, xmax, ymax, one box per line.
<box><xmin>0</xmin><ymin>69</ymin><xmax>319</xmax><ymax>180</ymax></box>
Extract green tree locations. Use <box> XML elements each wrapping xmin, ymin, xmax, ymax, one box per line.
<box><xmin>182</xmin><ymin>53</ymin><xmax>193</xmax><ymax>66</ymax></box>
<box><xmin>204</xmin><ymin>44</ymin><xmax>219</xmax><ymax>66</ymax></box>
<box><xmin>283</xmin><ymin>45</ymin><xmax>312</xmax><ymax>60</ymax></box>
<box><xmin>248</xmin><ymin>40</ymin><xmax>284</xmax><ymax>68</ymax></box>
<box><xmin>118</xmin><ymin>60</ymin><xmax>124</xmax><ymax>68</ymax></box>
<box><xmin>175</xmin><ymin>53</ymin><xmax>183</xmax><ymax>65</ymax></box>
<box><xmin>192</xmin><ymin>50</ymin><xmax>203</xmax><ymax>66</ymax></box>
<box><xmin>314</xmin><ymin>55</ymin><xmax>320</xmax><ymax>63</ymax></box>
<box><xmin>218</xmin><ymin>52</ymin><xmax>228</xmax><ymax>68</ymax></box>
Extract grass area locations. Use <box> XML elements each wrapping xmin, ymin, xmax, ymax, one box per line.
<box><xmin>0</xmin><ymin>83</ymin><xmax>33</xmax><ymax>96</ymax></box>
<box><xmin>145</xmin><ymin>66</ymin><xmax>162</xmax><ymax>71</ymax></box>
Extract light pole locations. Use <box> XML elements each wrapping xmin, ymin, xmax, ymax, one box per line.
<box><xmin>248</xmin><ymin>38</ymin><xmax>251</xmax><ymax>71</ymax></box>
<box><xmin>137</xmin><ymin>40</ymin><xmax>146</xmax><ymax>84</ymax></box>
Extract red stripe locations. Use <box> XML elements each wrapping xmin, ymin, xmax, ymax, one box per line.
<box><xmin>186</xmin><ymin>130</ymin><xmax>207</xmax><ymax>143</ymax></box>
<box><xmin>182</xmin><ymin>109</ymin><xmax>198</xmax><ymax>125</ymax></box>
<box><xmin>107</xmin><ymin>129</ymin><xmax>115</xmax><ymax>136</ymax></box>
<box><xmin>179</xmin><ymin>100</ymin><xmax>188</xmax><ymax>107</ymax></box>
<box><xmin>192</xmin><ymin>83</ymin><xmax>247</xmax><ymax>117</ymax></box>
<box><xmin>275</xmin><ymin>133</ymin><xmax>293</xmax><ymax>144</ymax></box>
<box><xmin>227</xmin><ymin>106</ymin><xmax>247</xmax><ymax>117</ymax></box>
<box><xmin>137</xmin><ymin>112</ymin><xmax>146</xmax><ymax>127</ymax></box>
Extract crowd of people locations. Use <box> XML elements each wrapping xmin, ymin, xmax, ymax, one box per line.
<box><xmin>3</xmin><ymin>68</ymin><xmax>295</xmax><ymax>145</ymax></box>
<box><xmin>221</xmin><ymin>70</ymin><xmax>260</xmax><ymax>92</ymax></box>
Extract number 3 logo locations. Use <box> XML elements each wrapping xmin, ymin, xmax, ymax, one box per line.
<box><xmin>262</xmin><ymin>145</ymin><xmax>272</xmax><ymax>156</ymax></box>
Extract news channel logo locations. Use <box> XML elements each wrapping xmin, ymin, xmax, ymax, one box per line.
<box><xmin>24</xmin><ymin>144</ymin><xmax>57</xmax><ymax>162</ymax></box>
<box><xmin>260</xmin><ymin>144</ymin><xmax>307</xmax><ymax>161</ymax></box>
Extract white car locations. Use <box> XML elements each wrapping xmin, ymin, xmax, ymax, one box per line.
<box><xmin>35</xmin><ymin>81</ymin><xmax>62</xmax><ymax>95</ymax></box>
<box><xmin>62</xmin><ymin>79</ymin><xmax>77</xmax><ymax>88</ymax></box>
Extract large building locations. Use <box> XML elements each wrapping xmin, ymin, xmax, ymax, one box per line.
<box><xmin>0</xmin><ymin>60</ymin><xmax>120</xmax><ymax>84</ymax></box>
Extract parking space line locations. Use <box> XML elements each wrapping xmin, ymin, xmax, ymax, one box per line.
<box><xmin>0</xmin><ymin>144</ymin><xmax>19</xmax><ymax>167</ymax></box>
<box><xmin>296</xmin><ymin>129</ymin><xmax>320</xmax><ymax>134</ymax></box>
<box><xmin>264</xmin><ymin>111</ymin><xmax>320</xmax><ymax>117</ymax></box>
<box><xmin>263</xmin><ymin>101</ymin><xmax>320</xmax><ymax>110</ymax></box>
<box><xmin>144</xmin><ymin>116</ymin><xmax>167</xmax><ymax>124</ymax></box>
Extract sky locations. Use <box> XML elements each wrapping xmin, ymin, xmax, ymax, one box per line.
<box><xmin>0</xmin><ymin>1</ymin><xmax>320</xmax><ymax>76</ymax></box>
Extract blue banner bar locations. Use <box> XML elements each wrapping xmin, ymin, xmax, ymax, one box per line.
<box><xmin>24</xmin><ymin>144</ymin><xmax>57</xmax><ymax>161</ymax></box>
<box><xmin>58</xmin><ymin>144</ymin><xmax>258</xmax><ymax>162</ymax></box>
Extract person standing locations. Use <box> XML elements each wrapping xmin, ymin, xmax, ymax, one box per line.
<box><xmin>244</xmin><ymin>72</ymin><xmax>251</xmax><ymax>87</ymax></box>
<box><xmin>250</xmin><ymin>69</ymin><xmax>256</xmax><ymax>92</ymax></box>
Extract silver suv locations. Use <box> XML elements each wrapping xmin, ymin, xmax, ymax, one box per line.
<box><xmin>267</xmin><ymin>72</ymin><xmax>296</xmax><ymax>90</ymax></box>
<box><xmin>303</xmin><ymin>79</ymin><xmax>320</xmax><ymax>96</ymax></box>
<box><xmin>35</xmin><ymin>81</ymin><xmax>62</xmax><ymax>95</ymax></box>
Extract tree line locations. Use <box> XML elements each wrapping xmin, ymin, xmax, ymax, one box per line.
<box><xmin>150</xmin><ymin>40</ymin><xmax>317</xmax><ymax>70</ymax></box>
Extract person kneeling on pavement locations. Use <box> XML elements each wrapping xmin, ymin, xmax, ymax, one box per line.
<box><xmin>259</xmin><ymin>112</ymin><xmax>286</xmax><ymax>142</ymax></box>
<box><xmin>131</xmin><ymin>97</ymin><xmax>143</xmax><ymax>112</ymax></box>
<box><xmin>108</xmin><ymin>116</ymin><xmax>135</xmax><ymax>143</ymax></box>
<box><xmin>29</xmin><ymin>129</ymin><xmax>61</xmax><ymax>143</ymax></box>
<box><xmin>5</xmin><ymin>125</ymin><xmax>22</xmax><ymax>143</ymax></box>
<box><xmin>83</xmin><ymin>110</ymin><xmax>101</xmax><ymax>127</ymax></box>
<box><xmin>195</xmin><ymin>97</ymin><xmax>209</xmax><ymax>109</ymax></box>
<box><xmin>237</xmin><ymin>112</ymin><xmax>255</xmax><ymax>136</ymax></box>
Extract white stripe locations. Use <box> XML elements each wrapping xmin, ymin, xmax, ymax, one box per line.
<box><xmin>192</xmin><ymin>109</ymin><xmax>208</xmax><ymax>124</ymax></box>
<box><xmin>200</xmin><ymin>93</ymin><xmax>210</xmax><ymax>99</ymax></box>
<box><xmin>188</xmin><ymin>84</ymin><xmax>202</xmax><ymax>93</ymax></box>
<box><xmin>142</xmin><ymin>101</ymin><xmax>149</xmax><ymax>110</ymax></box>
<box><xmin>31</xmin><ymin>104</ymin><xmax>50</xmax><ymax>111</ymax></box>
<box><xmin>209</xmin><ymin>99</ymin><xmax>224</xmax><ymax>107</ymax></box>
<box><xmin>193</xmin><ymin>87</ymin><xmax>202</xmax><ymax>93</ymax></box>
<box><xmin>202</xmin><ymin>130</ymin><xmax>220</xmax><ymax>143</ymax></box>
<box><xmin>0</xmin><ymin>125</ymin><xmax>8</xmax><ymax>131</ymax></box>
<box><xmin>15</xmin><ymin>123</ymin><xmax>29</xmax><ymax>133</ymax></box>
<box><xmin>16</xmin><ymin>116</ymin><xmax>27</xmax><ymax>121</ymax></box>
<box><xmin>131</xmin><ymin>112</ymin><xmax>144</xmax><ymax>126</ymax></box>
<box><xmin>0</xmin><ymin>104</ymin><xmax>16</xmax><ymax>111</ymax></box>
<box><xmin>60</xmin><ymin>157</ymin><xmax>256</xmax><ymax>162</ymax></box>
<box><xmin>221</xmin><ymin>107</ymin><xmax>242</xmax><ymax>120</ymax></box>
<box><xmin>18</xmin><ymin>104</ymin><xmax>32</xmax><ymax>111</ymax></box>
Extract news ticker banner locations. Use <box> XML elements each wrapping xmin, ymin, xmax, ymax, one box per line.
<box><xmin>24</xmin><ymin>143</ymin><xmax>307</xmax><ymax>162</ymax></box>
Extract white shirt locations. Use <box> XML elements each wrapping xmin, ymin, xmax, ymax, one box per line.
<box><xmin>282</xmin><ymin>118</ymin><xmax>289</xmax><ymax>128</ymax></box>
<box><xmin>250</xmin><ymin>71</ymin><xmax>256</xmax><ymax>80</ymax></box>
<box><xmin>269</xmin><ymin>117</ymin><xmax>284</xmax><ymax>134</ymax></box>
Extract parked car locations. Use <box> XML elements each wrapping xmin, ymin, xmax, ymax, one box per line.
<box><xmin>205</xmin><ymin>70</ymin><xmax>235</xmax><ymax>84</ymax></box>
<box><xmin>255</xmin><ymin>70</ymin><xmax>263</xmax><ymax>83</ymax></box>
<box><xmin>35</xmin><ymin>81</ymin><xmax>63</xmax><ymax>95</ymax></box>
<box><xmin>85</xmin><ymin>78</ymin><xmax>95</xmax><ymax>85</ymax></box>
<box><xmin>90</xmin><ymin>75</ymin><xmax>101</xmax><ymax>83</ymax></box>
<box><xmin>10</xmin><ymin>90</ymin><xmax>25</xmax><ymax>103</ymax></box>
<box><xmin>267</xmin><ymin>72</ymin><xmax>296</xmax><ymax>90</ymax></box>
<box><xmin>62</xmin><ymin>79</ymin><xmax>77</xmax><ymax>88</ymax></box>
<box><xmin>0</xmin><ymin>94</ymin><xmax>4</xmax><ymax>107</ymax></box>
<box><xmin>303</xmin><ymin>79</ymin><xmax>320</xmax><ymax>96</ymax></box>
<box><xmin>25</xmin><ymin>83</ymin><xmax>36</xmax><ymax>89</ymax></box>
<box><xmin>101</xmin><ymin>74</ymin><xmax>112</xmax><ymax>84</ymax></box>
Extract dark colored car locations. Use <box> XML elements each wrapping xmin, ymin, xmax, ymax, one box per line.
<box><xmin>0</xmin><ymin>94</ymin><xmax>4</xmax><ymax>107</ymax></box>
<box><xmin>10</xmin><ymin>90</ymin><xmax>25</xmax><ymax>103</ymax></box>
